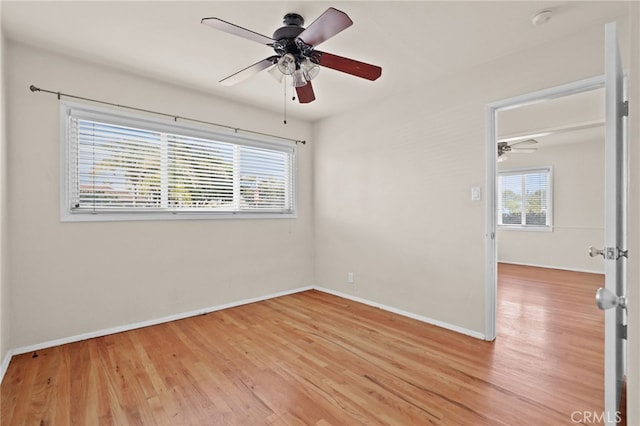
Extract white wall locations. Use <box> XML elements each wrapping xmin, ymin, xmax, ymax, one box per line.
<box><xmin>5</xmin><ymin>41</ymin><xmax>314</xmax><ymax>350</ymax></box>
<box><xmin>314</xmin><ymin>19</ymin><xmax>630</xmax><ymax>334</ymax></box>
<box><xmin>0</xmin><ymin>12</ymin><xmax>9</xmax><ymax>369</ymax></box>
<box><xmin>314</xmin><ymin>9</ymin><xmax>638</xmax><ymax>421</ymax></box>
<box><xmin>497</xmin><ymin>139</ymin><xmax>605</xmax><ymax>273</ymax></box>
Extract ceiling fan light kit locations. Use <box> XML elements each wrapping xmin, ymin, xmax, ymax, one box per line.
<box><xmin>201</xmin><ymin>7</ymin><xmax>382</xmax><ymax>104</ymax></box>
<box><xmin>276</xmin><ymin>53</ymin><xmax>297</xmax><ymax>76</ymax></box>
<box><xmin>301</xmin><ymin>58</ymin><xmax>320</xmax><ymax>81</ymax></box>
<box><xmin>291</xmin><ymin>69</ymin><xmax>308</xmax><ymax>87</ymax></box>
<box><xmin>268</xmin><ymin>64</ymin><xmax>285</xmax><ymax>83</ymax></box>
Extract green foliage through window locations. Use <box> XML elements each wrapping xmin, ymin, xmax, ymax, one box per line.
<box><xmin>498</xmin><ymin>168</ymin><xmax>551</xmax><ymax>228</ymax></box>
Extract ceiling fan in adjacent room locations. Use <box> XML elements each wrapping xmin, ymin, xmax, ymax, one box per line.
<box><xmin>497</xmin><ymin>139</ymin><xmax>538</xmax><ymax>162</ymax></box>
<box><xmin>201</xmin><ymin>7</ymin><xmax>382</xmax><ymax>104</ymax></box>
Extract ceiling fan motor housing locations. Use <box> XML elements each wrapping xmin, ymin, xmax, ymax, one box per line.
<box><xmin>273</xmin><ymin>13</ymin><xmax>305</xmax><ymax>41</ymax></box>
<box><xmin>497</xmin><ymin>142</ymin><xmax>510</xmax><ymax>156</ymax></box>
<box><xmin>283</xmin><ymin>13</ymin><xmax>304</xmax><ymax>27</ymax></box>
<box><xmin>272</xmin><ymin>13</ymin><xmax>315</xmax><ymax>63</ymax></box>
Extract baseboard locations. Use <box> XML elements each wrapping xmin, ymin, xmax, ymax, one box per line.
<box><xmin>9</xmin><ymin>285</ymin><xmax>313</xmax><ymax>359</ymax></box>
<box><xmin>313</xmin><ymin>286</ymin><xmax>486</xmax><ymax>340</ymax></box>
<box><xmin>0</xmin><ymin>349</ymin><xmax>14</xmax><ymax>384</ymax></box>
<box><xmin>2</xmin><ymin>283</ymin><xmax>487</xmax><ymax>385</ymax></box>
<box><xmin>498</xmin><ymin>260</ymin><xmax>604</xmax><ymax>275</ymax></box>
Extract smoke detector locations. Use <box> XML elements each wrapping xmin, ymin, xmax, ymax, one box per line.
<box><xmin>531</xmin><ymin>9</ymin><xmax>553</xmax><ymax>26</ymax></box>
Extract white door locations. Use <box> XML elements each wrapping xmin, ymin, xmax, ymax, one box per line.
<box><xmin>594</xmin><ymin>20</ymin><xmax>628</xmax><ymax>425</ymax></box>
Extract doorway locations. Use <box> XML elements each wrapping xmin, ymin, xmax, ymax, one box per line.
<box><xmin>486</xmin><ymin>22</ymin><xmax>630</xmax><ymax>424</ymax></box>
<box><xmin>484</xmin><ymin>76</ymin><xmax>606</xmax><ymax>340</ymax></box>
<box><xmin>491</xmin><ymin>85</ymin><xmax>609</xmax><ymax>416</ymax></box>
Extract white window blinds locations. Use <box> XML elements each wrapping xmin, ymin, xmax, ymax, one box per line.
<box><xmin>498</xmin><ymin>168</ymin><xmax>552</xmax><ymax>228</ymax></box>
<box><xmin>64</xmin><ymin>105</ymin><xmax>295</xmax><ymax>219</ymax></box>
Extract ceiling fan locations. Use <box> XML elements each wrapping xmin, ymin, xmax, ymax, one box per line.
<box><xmin>201</xmin><ymin>7</ymin><xmax>382</xmax><ymax>104</ymax></box>
<box><xmin>497</xmin><ymin>139</ymin><xmax>538</xmax><ymax>162</ymax></box>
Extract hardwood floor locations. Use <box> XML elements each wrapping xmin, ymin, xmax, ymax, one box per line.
<box><xmin>1</xmin><ymin>264</ymin><xmax>607</xmax><ymax>425</ymax></box>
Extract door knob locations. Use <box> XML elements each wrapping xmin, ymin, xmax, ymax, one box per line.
<box><xmin>595</xmin><ymin>287</ymin><xmax>627</xmax><ymax>310</ymax></box>
<box><xmin>589</xmin><ymin>246</ymin><xmax>604</xmax><ymax>258</ymax></box>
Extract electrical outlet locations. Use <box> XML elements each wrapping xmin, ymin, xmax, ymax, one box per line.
<box><xmin>347</xmin><ymin>272</ymin><xmax>354</xmax><ymax>283</ymax></box>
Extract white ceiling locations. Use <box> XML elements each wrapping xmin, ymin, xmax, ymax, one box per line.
<box><xmin>0</xmin><ymin>1</ymin><xmax>630</xmax><ymax>122</ymax></box>
<box><xmin>499</xmin><ymin>88</ymin><xmax>605</xmax><ymax>149</ymax></box>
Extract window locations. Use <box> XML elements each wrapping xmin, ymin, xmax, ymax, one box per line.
<box><xmin>61</xmin><ymin>103</ymin><xmax>296</xmax><ymax>221</ymax></box>
<box><xmin>498</xmin><ymin>167</ymin><xmax>552</xmax><ymax>230</ymax></box>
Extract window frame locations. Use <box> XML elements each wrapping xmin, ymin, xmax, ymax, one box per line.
<box><xmin>60</xmin><ymin>101</ymin><xmax>297</xmax><ymax>222</ymax></box>
<box><xmin>497</xmin><ymin>166</ymin><xmax>553</xmax><ymax>232</ymax></box>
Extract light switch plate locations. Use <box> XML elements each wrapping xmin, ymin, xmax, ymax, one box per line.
<box><xmin>471</xmin><ymin>186</ymin><xmax>481</xmax><ymax>201</ymax></box>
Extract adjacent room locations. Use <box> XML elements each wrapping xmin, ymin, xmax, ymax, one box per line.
<box><xmin>494</xmin><ymin>88</ymin><xmax>610</xmax><ymax>423</ymax></box>
<box><xmin>0</xmin><ymin>1</ymin><xmax>638</xmax><ymax>425</ymax></box>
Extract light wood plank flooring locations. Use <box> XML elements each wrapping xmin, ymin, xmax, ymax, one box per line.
<box><xmin>1</xmin><ymin>264</ymin><xmax>607</xmax><ymax>425</ymax></box>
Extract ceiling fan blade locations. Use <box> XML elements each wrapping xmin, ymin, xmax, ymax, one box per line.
<box><xmin>315</xmin><ymin>51</ymin><xmax>382</xmax><ymax>81</ymax></box>
<box><xmin>511</xmin><ymin>148</ymin><xmax>538</xmax><ymax>153</ymax></box>
<box><xmin>296</xmin><ymin>81</ymin><xmax>316</xmax><ymax>104</ymax></box>
<box><xmin>201</xmin><ymin>17</ymin><xmax>274</xmax><ymax>45</ymax></box>
<box><xmin>509</xmin><ymin>138</ymin><xmax>538</xmax><ymax>147</ymax></box>
<box><xmin>297</xmin><ymin>7</ymin><xmax>353</xmax><ymax>47</ymax></box>
<box><xmin>219</xmin><ymin>57</ymin><xmax>277</xmax><ymax>86</ymax></box>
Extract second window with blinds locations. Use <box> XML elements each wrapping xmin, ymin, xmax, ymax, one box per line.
<box><xmin>498</xmin><ymin>167</ymin><xmax>553</xmax><ymax>230</ymax></box>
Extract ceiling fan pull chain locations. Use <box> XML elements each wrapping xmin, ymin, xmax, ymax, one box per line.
<box><xmin>283</xmin><ymin>75</ymin><xmax>287</xmax><ymax>125</ymax></box>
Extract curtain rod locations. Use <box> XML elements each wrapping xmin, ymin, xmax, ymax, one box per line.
<box><xmin>29</xmin><ymin>85</ymin><xmax>306</xmax><ymax>145</ymax></box>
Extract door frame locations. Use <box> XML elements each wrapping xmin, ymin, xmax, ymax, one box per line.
<box><xmin>484</xmin><ymin>75</ymin><xmax>606</xmax><ymax>340</ymax></box>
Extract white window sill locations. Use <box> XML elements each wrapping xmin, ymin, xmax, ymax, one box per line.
<box><xmin>60</xmin><ymin>211</ymin><xmax>297</xmax><ymax>223</ymax></box>
<box><xmin>497</xmin><ymin>225</ymin><xmax>553</xmax><ymax>232</ymax></box>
